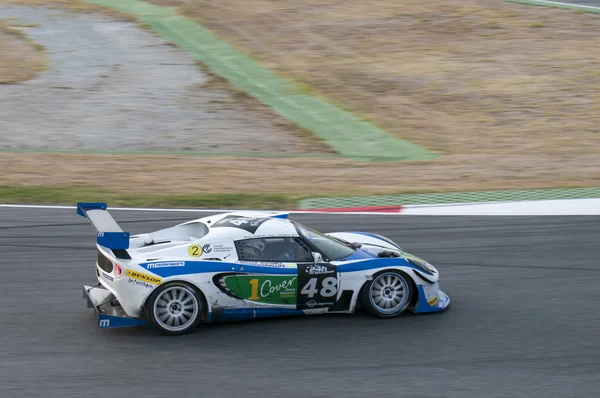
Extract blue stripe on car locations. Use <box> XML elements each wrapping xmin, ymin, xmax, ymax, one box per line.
<box><xmin>235</xmin><ymin>264</ymin><xmax>297</xmax><ymax>275</ymax></box>
<box><xmin>336</xmin><ymin>257</ymin><xmax>419</xmax><ymax>273</ymax></box>
<box><xmin>141</xmin><ymin>258</ymin><xmax>423</xmax><ymax>277</ymax></box>
<box><xmin>337</xmin><ymin>249</ymin><xmax>378</xmax><ymax>261</ymax></box>
<box><xmin>98</xmin><ymin>314</ymin><xmax>149</xmax><ymax>328</ymax></box>
<box><xmin>140</xmin><ymin>261</ymin><xmax>232</xmax><ymax>277</ymax></box>
<box><xmin>140</xmin><ymin>261</ymin><xmax>297</xmax><ymax>277</ymax></box>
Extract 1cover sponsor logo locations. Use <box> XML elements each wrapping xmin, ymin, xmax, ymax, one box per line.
<box><xmin>223</xmin><ymin>275</ymin><xmax>297</xmax><ymax>305</ymax></box>
<box><xmin>125</xmin><ymin>269</ymin><xmax>162</xmax><ymax>285</ymax></box>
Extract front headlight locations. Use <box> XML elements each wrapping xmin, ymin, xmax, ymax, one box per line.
<box><xmin>407</xmin><ymin>257</ymin><xmax>435</xmax><ymax>275</ymax></box>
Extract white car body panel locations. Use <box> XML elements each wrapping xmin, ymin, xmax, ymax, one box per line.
<box><xmin>79</xmin><ymin>204</ymin><xmax>450</xmax><ymax>329</ymax></box>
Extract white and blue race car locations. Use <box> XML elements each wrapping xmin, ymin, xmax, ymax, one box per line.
<box><xmin>79</xmin><ymin>203</ymin><xmax>450</xmax><ymax>335</ymax></box>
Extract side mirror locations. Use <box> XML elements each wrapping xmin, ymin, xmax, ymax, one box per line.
<box><xmin>312</xmin><ymin>252</ymin><xmax>324</xmax><ymax>264</ymax></box>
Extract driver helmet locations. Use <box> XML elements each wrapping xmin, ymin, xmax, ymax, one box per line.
<box><xmin>242</xmin><ymin>239</ymin><xmax>266</xmax><ymax>255</ymax></box>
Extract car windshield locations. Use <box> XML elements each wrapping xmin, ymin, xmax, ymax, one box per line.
<box><xmin>293</xmin><ymin>222</ymin><xmax>356</xmax><ymax>261</ymax></box>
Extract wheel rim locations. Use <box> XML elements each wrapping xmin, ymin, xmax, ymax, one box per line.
<box><xmin>369</xmin><ymin>272</ymin><xmax>409</xmax><ymax>315</ymax></box>
<box><xmin>153</xmin><ymin>286</ymin><xmax>199</xmax><ymax>332</ymax></box>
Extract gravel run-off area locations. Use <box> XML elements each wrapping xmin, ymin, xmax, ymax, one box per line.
<box><xmin>0</xmin><ymin>5</ymin><xmax>327</xmax><ymax>154</ymax></box>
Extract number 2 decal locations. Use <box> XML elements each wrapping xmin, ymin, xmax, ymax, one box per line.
<box><xmin>188</xmin><ymin>244</ymin><xmax>202</xmax><ymax>257</ymax></box>
<box><xmin>297</xmin><ymin>263</ymin><xmax>338</xmax><ymax>310</ymax></box>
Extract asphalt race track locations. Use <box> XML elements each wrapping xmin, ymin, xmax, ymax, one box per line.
<box><xmin>562</xmin><ymin>0</ymin><xmax>600</xmax><ymax>6</ymax></box>
<box><xmin>1</xmin><ymin>208</ymin><xmax>599</xmax><ymax>398</ymax></box>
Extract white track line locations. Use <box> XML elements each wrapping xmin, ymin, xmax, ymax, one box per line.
<box><xmin>0</xmin><ymin>204</ymin><xmax>222</xmax><ymax>212</ymax></box>
<box><xmin>2</xmin><ymin>198</ymin><xmax>600</xmax><ymax>215</ymax></box>
<box><xmin>401</xmin><ymin>198</ymin><xmax>600</xmax><ymax>215</ymax></box>
<box><xmin>520</xmin><ymin>0</ymin><xmax>600</xmax><ymax>11</ymax></box>
<box><xmin>0</xmin><ymin>204</ymin><xmax>399</xmax><ymax>215</ymax></box>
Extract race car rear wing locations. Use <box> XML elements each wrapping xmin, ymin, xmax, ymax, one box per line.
<box><xmin>77</xmin><ymin>202</ymin><xmax>130</xmax><ymax>250</ymax></box>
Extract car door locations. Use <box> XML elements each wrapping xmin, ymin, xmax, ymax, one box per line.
<box><xmin>231</xmin><ymin>236</ymin><xmax>340</xmax><ymax>310</ymax></box>
<box><xmin>229</xmin><ymin>237</ymin><xmax>307</xmax><ymax>307</ymax></box>
<box><xmin>295</xmin><ymin>260</ymin><xmax>339</xmax><ymax>310</ymax></box>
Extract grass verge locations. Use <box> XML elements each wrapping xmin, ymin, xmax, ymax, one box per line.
<box><xmin>82</xmin><ymin>0</ymin><xmax>432</xmax><ymax>160</ymax></box>
<box><xmin>192</xmin><ymin>62</ymin><xmax>338</xmax><ymax>154</ymax></box>
<box><xmin>147</xmin><ymin>0</ymin><xmax>600</xmax><ymax>157</ymax></box>
<box><xmin>0</xmin><ymin>186</ymin><xmax>297</xmax><ymax>209</ymax></box>
<box><xmin>2</xmin><ymin>153</ymin><xmax>599</xmax><ymax>205</ymax></box>
<box><xmin>2</xmin><ymin>0</ymin><xmax>599</xmax><ymax>198</ymax></box>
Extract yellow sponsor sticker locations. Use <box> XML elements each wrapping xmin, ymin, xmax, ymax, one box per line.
<box><xmin>125</xmin><ymin>269</ymin><xmax>162</xmax><ymax>285</ymax></box>
<box><xmin>188</xmin><ymin>244</ymin><xmax>202</xmax><ymax>257</ymax></box>
<box><xmin>427</xmin><ymin>296</ymin><xmax>439</xmax><ymax>306</ymax></box>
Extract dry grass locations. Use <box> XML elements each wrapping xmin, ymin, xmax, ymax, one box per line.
<box><xmin>2</xmin><ymin>0</ymin><xmax>598</xmax><ymax>200</ymax></box>
<box><xmin>147</xmin><ymin>0</ymin><xmax>600</xmax><ymax>158</ymax></box>
<box><xmin>0</xmin><ymin>20</ymin><xmax>47</xmax><ymax>83</ymax></box>
<box><xmin>1</xmin><ymin>152</ymin><xmax>598</xmax><ymax>198</ymax></box>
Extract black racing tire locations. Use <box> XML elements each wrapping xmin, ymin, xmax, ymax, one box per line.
<box><xmin>360</xmin><ymin>270</ymin><xmax>414</xmax><ymax>319</ymax></box>
<box><xmin>145</xmin><ymin>281</ymin><xmax>205</xmax><ymax>336</ymax></box>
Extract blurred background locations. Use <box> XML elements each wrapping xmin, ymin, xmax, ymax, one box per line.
<box><xmin>1</xmin><ymin>1</ymin><xmax>600</xmax><ymax>398</ymax></box>
<box><xmin>1</xmin><ymin>0</ymin><xmax>598</xmax><ymax>210</ymax></box>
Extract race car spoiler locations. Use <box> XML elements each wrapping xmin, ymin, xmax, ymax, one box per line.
<box><xmin>77</xmin><ymin>202</ymin><xmax>130</xmax><ymax>250</ymax></box>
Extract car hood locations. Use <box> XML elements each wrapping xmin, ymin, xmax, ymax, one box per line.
<box><xmin>326</xmin><ymin>231</ymin><xmax>402</xmax><ymax>258</ymax></box>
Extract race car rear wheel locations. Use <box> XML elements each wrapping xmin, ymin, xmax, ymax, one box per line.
<box><xmin>146</xmin><ymin>282</ymin><xmax>204</xmax><ymax>335</ymax></box>
<box><xmin>361</xmin><ymin>271</ymin><xmax>413</xmax><ymax>319</ymax></box>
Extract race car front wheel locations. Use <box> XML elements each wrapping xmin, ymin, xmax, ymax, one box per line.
<box><xmin>361</xmin><ymin>271</ymin><xmax>413</xmax><ymax>318</ymax></box>
<box><xmin>146</xmin><ymin>282</ymin><xmax>204</xmax><ymax>335</ymax></box>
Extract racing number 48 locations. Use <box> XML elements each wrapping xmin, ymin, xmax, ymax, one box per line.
<box><xmin>301</xmin><ymin>277</ymin><xmax>337</xmax><ymax>298</ymax></box>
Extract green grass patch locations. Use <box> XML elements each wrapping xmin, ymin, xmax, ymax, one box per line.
<box><xmin>0</xmin><ymin>186</ymin><xmax>298</xmax><ymax>209</ymax></box>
